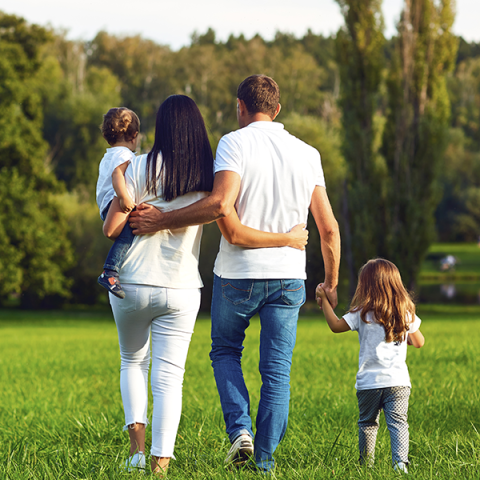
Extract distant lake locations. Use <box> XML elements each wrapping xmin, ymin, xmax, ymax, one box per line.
<box><xmin>417</xmin><ymin>283</ymin><xmax>480</xmax><ymax>304</ymax></box>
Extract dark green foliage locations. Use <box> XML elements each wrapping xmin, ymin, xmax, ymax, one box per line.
<box><xmin>1</xmin><ymin>9</ymin><xmax>479</xmax><ymax>307</ymax></box>
<box><xmin>336</xmin><ymin>0</ymin><xmax>458</xmax><ymax>290</ymax></box>
<box><xmin>381</xmin><ymin>0</ymin><xmax>458</xmax><ymax>287</ymax></box>
<box><xmin>456</xmin><ymin>36</ymin><xmax>480</xmax><ymax>65</ymax></box>
<box><xmin>0</xmin><ymin>13</ymin><xmax>74</xmax><ymax>306</ymax></box>
<box><xmin>335</xmin><ymin>0</ymin><xmax>386</xmax><ymax>291</ymax></box>
<box><xmin>87</xmin><ymin>31</ymin><xmax>173</xmax><ymax>133</ymax></box>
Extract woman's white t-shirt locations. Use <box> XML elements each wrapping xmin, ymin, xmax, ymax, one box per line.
<box><xmin>118</xmin><ymin>153</ymin><xmax>207</xmax><ymax>289</ymax></box>
<box><xmin>343</xmin><ymin>310</ymin><xmax>422</xmax><ymax>390</ymax></box>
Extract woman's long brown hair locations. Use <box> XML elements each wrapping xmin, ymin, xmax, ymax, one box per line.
<box><xmin>349</xmin><ymin>258</ymin><xmax>415</xmax><ymax>343</ymax></box>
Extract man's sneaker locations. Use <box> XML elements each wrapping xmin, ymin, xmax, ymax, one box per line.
<box><xmin>394</xmin><ymin>461</ymin><xmax>408</xmax><ymax>474</ymax></box>
<box><xmin>224</xmin><ymin>434</ymin><xmax>254</xmax><ymax>466</ymax></box>
<box><xmin>98</xmin><ymin>271</ymin><xmax>125</xmax><ymax>299</ymax></box>
<box><xmin>124</xmin><ymin>452</ymin><xmax>145</xmax><ymax>472</ymax></box>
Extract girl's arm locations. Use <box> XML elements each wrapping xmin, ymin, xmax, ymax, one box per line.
<box><xmin>112</xmin><ymin>162</ymin><xmax>136</xmax><ymax>213</ymax></box>
<box><xmin>216</xmin><ymin>211</ymin><xmax>308</xmax><ymax>250</ymax></box>
<box><xmin>316</xmin><ymin>285</ymin><xmax>350</xmax><ymax>333</ymax></box>
<box><xmin>407</xmin><ymin>330</ymin><xmax>425</xmax><ymax>348</ymax></box>
<box><xmin>103</xmin><ymin>197</ymin><xmax>129</xmax><ymax>240</ymax></box>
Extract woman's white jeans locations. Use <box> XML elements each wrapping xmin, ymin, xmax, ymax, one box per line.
<box><xmin>110</xmin><ymin>284</ymin><xmax>200</xmax><ymax>458</ymax></box>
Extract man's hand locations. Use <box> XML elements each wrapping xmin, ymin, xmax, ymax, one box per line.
<box><xmin>287</xmin><ymin>223</ymin><xmax>309</xmax><ymax>250</ymax></box>
<box><xmin>129</xmin><ymin>203</ymin><xmax>164</xmax><ymax>234</ymax></box>
<box><xmin>315</xmin><ymin>282</ymin><xmax>338</xmax><ymax>310</ymax></box>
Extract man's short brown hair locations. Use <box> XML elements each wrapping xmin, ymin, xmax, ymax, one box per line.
<box><xmin>237</xmin><ymin>75</ymin><xmax>280</xmax><ymax>119</ymax></box>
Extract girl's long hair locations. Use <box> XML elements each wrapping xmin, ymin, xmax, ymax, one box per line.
<box><xmin>146</xmin><ymin>95</ymin><xmax>214</xmax><ymax>201</ymax></box>
<box><xmin>349</xmin><ymin>258</ymin><xmax>415</xmax><ymax>343</ymax></box>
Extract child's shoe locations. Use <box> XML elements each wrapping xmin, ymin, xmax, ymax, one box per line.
<box><xmin>394</xmin><ymin>461</ymin><xmax>408</xmax><ymax>474</ymax></box>
<box><xmin>124</xmin><ymin>452</ymin><xmax>145</xmax><ymax>472</ymax></box>
<box><xmin>98</xmin><ymin>271</ymin><xmax>125</xmax><ymax>299</ymax></box>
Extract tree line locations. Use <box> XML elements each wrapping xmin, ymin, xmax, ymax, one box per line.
<box><xmin>0</xmin><ymin>0</ymin><xmax>478</xmax><ymax>308</ymax></box>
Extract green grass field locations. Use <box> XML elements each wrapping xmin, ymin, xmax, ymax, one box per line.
<box><xmin>0</xmin><ymin>307</ymin><xmax>479</xmax><ymax>479</ymax></box>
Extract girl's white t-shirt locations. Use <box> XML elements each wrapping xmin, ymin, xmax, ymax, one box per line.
<box><xmin>343</xmin><ymin>310</ymin><xmax>421</xmax><ymax>390</ymax></box>
<box><xmin>96</xmin><ymin>146</ymin><xmax>135</xmax><ymax>216</ymax></box>
<box><xmin>118</xmin><ymin>153</ymin><xmax>207</xmax><ymax>289</ymax></box>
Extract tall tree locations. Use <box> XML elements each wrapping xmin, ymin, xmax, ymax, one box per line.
<box><xmin>39</xmin><ymin>35</ymin><xmax>122</xmax><ymax>193</ymax></box>
<box><xmin>0</xmin><ymin>13</ymin><xmax>74</xmax><ymax>306</ymax></box>
<box><xmin>382</xmin><ymin>0</ymin><xmax>457</xmax><ymax>287</ymax></box>
<box><xmin>335</xmin><ymin>0</ymin><xmax>386</xmax><ymax>293</ymax></box>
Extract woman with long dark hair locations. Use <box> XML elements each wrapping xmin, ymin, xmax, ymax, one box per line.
<box><xmin>103</xmin><ymin>95</ymin><xmax>307</xmax><ymax>476</ymax></box>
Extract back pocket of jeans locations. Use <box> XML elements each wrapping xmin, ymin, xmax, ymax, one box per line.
<box><xmin>115</xmin><ymin>285</ymin><xmax>138</xmax><ymax>313</ymax></box>
<box><xmin>221</xmin><ymin>280</ymin><xmax>254</xmax><ymax>305</ymax></box>
<box><xmin>280</xmin><ymin>280</ymin><xmax>305</xmax><ymax>306</ymax></box>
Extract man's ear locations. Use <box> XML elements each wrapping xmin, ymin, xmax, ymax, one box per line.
<box><xmin>273</xmin><ymin>103</ymin><xmax>281</xmax><ymax>120</ymax></box>
<box><xmin>237</xmin><ymin>98</ymin><xmax>248</xmax><ymax>116</ymax></box>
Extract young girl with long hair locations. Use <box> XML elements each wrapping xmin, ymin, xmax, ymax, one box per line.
<box><xmin>103</xmin><ymin>95</ymin><xmax>308</xmax><ymax>476</ymax></box>
<box><xmin>316</xmin><ymin>258</ymin><xmax>425</xmax><ymax>474</ymax></box>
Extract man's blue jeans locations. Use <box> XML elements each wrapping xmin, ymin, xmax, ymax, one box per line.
<box><xmin>210</xmin><ymin>275</ymin><xmax>306</xmax><ymax>471</ymax></box>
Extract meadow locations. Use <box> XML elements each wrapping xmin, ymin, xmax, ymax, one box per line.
<box><xmin>0</xmin><ymin>305</ymin><xmax>479</xmax><ymax>479</ymax></box>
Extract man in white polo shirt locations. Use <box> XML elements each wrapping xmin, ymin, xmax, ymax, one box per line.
<box><xmin>129</xmin><ymin>75</ymin><xmax>340</xmax><ymax>473</ymax></box>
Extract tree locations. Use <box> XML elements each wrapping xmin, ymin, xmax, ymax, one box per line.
<box><xmin>87</xmin><ymin>32</ymin><xmax>173</xmax><ymax>132</ymax></box>
<box><xmin>0</xmin><ymin>13</ymin><xmax>74</xmax><ymax>306</ymax></box>
<box><xmin>335</xmin><ymin>0</ymin><xmax>386</xmax><ymax>293</ymax></box>
<box><xmin>382</xmin><ymin>0</ymin><xmax>458</xmax><ymax>287</ymax></box>
<box><xmin>38</xmin><ymin>37</ymin><xmax>123</xmax><ymax>194</ymax></box>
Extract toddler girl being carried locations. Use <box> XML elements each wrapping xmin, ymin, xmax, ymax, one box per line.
<box><xmin>96</xmin><ymin>107</ymin><xmax>140</xmax><ymax>298</ymax></box>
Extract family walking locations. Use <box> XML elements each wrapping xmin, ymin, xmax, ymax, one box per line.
<box><xmin>96</xmin><ymin>74</ymin><xmax>424</xmax><ymax>476</ymax></box>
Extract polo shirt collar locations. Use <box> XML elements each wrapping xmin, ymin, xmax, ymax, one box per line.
<box><xmin>246</xmin><ymin>121</ymin><xmax>284</xmax><ymax>130</ymax></box>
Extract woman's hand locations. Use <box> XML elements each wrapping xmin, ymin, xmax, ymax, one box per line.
<box><xmin>287</xmin><ymin>223</ymin><xmax>308</xmax><ymax>250</ymax></box>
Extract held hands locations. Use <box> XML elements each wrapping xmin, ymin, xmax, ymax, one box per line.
<box><xmin>315</xmin><ymin>283</ymin><xmax>338</xmax><ymax>310</ymax></box>
<box><xmin>288</xmin><ymin>223</ymin><xmax>309</xmax><ymax>250</ymax></box>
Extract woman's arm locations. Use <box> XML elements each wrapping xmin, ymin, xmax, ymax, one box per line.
<box><xmin>216</xmin><ymin>211</ymin><xmax>308</xmax><ymax>250</ymax></box>
<box><xmin>103</xmin><ymin>197</ymin><xmax>129</xmax><ymax>240</ymax></box>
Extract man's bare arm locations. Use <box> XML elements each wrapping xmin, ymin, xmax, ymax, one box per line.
<box><xmin>129</xmin><ymin>171</ymin><xmax>241</xmax><ymax>234</ymax></box>
<box><xmin>309</xmin><ymin>186</ymin><xmax>341</xmax><ymax>309</ymax></box>
<box><xmin>217</xmin><ymin>211</ymin><xmax>308</xmax><ymax>250</ymax></box>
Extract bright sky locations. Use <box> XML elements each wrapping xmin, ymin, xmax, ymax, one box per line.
<box><xmin>0</xmin><ymin>0</ymin><xmax>478</xmax><ymax>50</ymax></box>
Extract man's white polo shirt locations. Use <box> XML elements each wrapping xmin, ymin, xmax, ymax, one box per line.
<box><xmin>213</xmin><ymin>121</ymin><xmax>325</xmax><ymax>279</ymax></box>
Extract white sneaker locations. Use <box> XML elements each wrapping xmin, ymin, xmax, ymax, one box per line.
<box><xmin>125</xmin><ymin>452</ymin><xmax>146</xmax><ymax>472</ymax></box>
<box><xmin>394</xmin><ymin>461</ymin><xmax>408</xmax><ymax>474</ymax></box>
<box><xmin>224</xmin><ymin>434</ymin><xmax>254</xmax><ymax>466</ymax></box>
